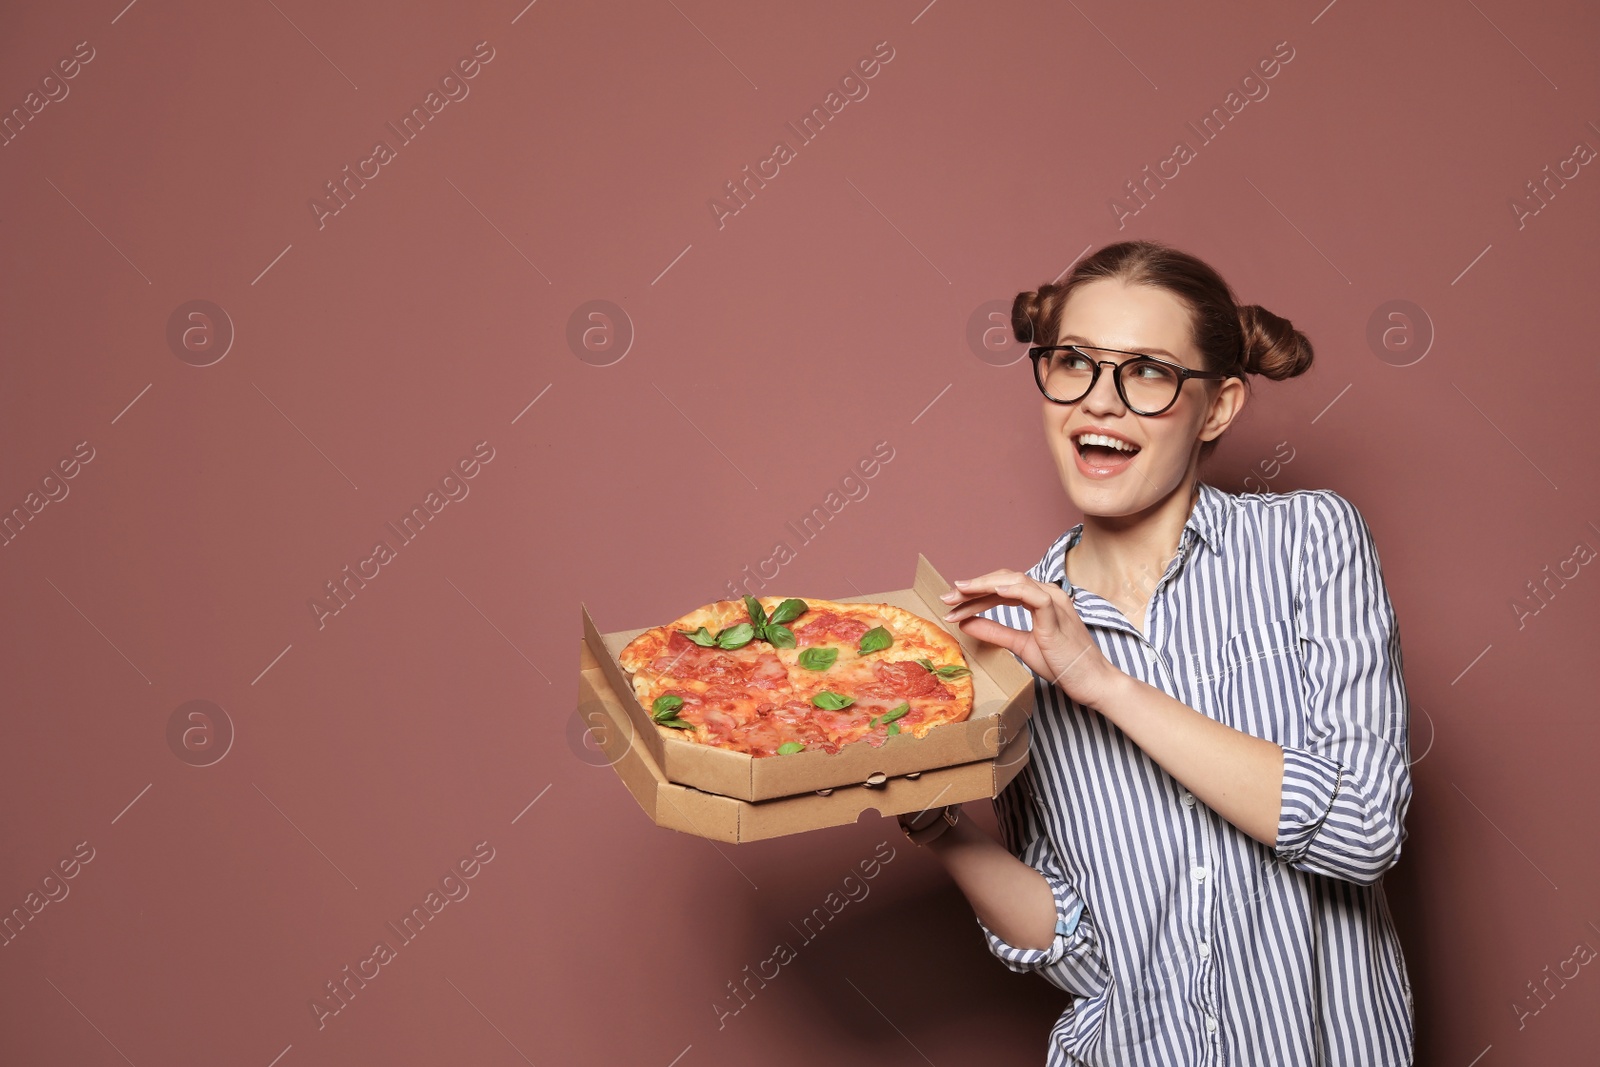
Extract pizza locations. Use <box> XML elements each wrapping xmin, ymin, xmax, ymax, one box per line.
<box><xmin>617</xmin><ymin>595</ymin><xmax>975</xmax><ymax>757</ymax></box>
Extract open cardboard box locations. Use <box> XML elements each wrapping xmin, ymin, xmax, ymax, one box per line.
<box><xmin>578</xmin><ymin>553</ymin><xmax>1036</xmax><ymax>802</ymax></box>
<box><xmin>578</xmin><ymin>642</ymin><xmax>1033</xmax><ymax>842</ymax></box>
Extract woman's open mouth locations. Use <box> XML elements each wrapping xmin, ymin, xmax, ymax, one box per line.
<box><xmin>1072</xmin><ymin>431</ymin><xmax>1141</xmax><ymax>477</ymax></box>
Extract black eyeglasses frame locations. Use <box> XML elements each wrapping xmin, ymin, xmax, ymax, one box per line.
<box><xmin>1027</xmin><ymin>344</ymin><xmax>1238</xmax><ymax>415</ymax></box>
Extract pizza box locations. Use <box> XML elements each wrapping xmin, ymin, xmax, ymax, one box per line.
<box><xmin>577</xmin><ymin>553</ymin><xmax>1036</xmax><ymax>802</ymax></box>
<box><xmin>578</xmin><ymin>642</ymin><xmax>1033</xmax><ymax>842</ymax></box>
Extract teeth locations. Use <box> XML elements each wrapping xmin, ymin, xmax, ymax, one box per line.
<box><xmin>1075</xmin><ymin>432</ymin><xmax>1139</xmax><ymax>453</ymax></box>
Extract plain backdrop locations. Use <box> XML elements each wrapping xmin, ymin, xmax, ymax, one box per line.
<box><xmin>1</xmin><ymin>1</ymin><xmax>1597</xmax><ymax>1064</ymax></box>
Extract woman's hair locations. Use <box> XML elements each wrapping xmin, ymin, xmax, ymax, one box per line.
<box><xmin>1012</xmin><ymin>239</ymin><xmax>1313</xmax><ymax>461</ymax></box>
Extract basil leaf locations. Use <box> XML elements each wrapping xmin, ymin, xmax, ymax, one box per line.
<box><xmin>764</xmin><ymin>624</ymin><xmax>796</xmax><ymax>649</ymax></box>
<box><xmin>678</xmin><ymin>627</ymin><xmax>716</xmax><ymax>647</ymax></box>
<box><xmin>886</xmin><ymin>723</ymin><xmax>900</xmax><ymax>736</ymax></box>
<box><xmin>879</xmin><ymin>702</ymin><xmax>909</xmax><ymax>724</ymax></box>
<box><xmin>768</xmin><ymin>598</ymin><xmax>808</xmax><ymax>625</ymax></box>
<box><xmin>652</xmin><ymin>696</ymin><xmax>691</xmax><ymax>730</ymax></box>
<box><xmin>857</xmin><ymin>626</ymin><xmax>892</xmax><ymax>655</ymax></box>
<box><xmin>812</xmin><ymin>690</ymin><xmax>855</xmax><ymax>711</ymax></box>
<box><xmin>716</xmin><ymin>623</ymin><xmax>755</xmax><ymax>650</ymax></box>
<box><xmin>916</xmin><ymin>655</ymin><xmax>972</xmax><ymax>679</ymax></box>
<box><xmin>742</xmin><ymin>595</ymin><xmax>768</xmax><ymax>630</ymax></box>
<box><xmin>777</xmin><ymin>741</ymin><xmax>805</xmax><ymax>755</ymax></box>
<box><xmin>798</xmin><ymin>647</ymin><xmax>839</xmax><ymax>671</ymax></box>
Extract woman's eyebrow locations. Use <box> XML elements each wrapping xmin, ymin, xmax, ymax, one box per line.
<box><xmin>1059</xmin><ymin>334</ymin><xmax>1178</xmax><ymax>359</ymax></box>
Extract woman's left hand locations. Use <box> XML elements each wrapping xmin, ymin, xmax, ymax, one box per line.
<box><xmin>940</xmin><ymin>570</ymin><xmax>1122</xmax><ymax>708</ymax></box>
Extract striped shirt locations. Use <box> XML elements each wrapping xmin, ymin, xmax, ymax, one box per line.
<box><xmin>975</xmin><ymin>481</ymin><xmax>1414</xmax><ymax>1066</ymax></box>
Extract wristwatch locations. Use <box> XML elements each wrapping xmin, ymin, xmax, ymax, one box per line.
<box><xmin>898</xmin><ymin>804</ymin><xmax>962</xmax><ymax>845</ymax></box>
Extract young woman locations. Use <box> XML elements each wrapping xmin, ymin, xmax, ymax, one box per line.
<box><xmin>901</xmin><ymin>240</ymin><xmax>1414</xmax><ymax>1065</ymax></box>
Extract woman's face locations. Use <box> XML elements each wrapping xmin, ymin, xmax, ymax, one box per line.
<box><xmin>1041</xmin><ymin>278</ymin><xmax>1243</xmax><ymax>517</ymax></box>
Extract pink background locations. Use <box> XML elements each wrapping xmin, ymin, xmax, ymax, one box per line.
<box><xmin>3</xmin><ymin>0</ymin><xmax>1597</xmax><ymax>1063</ymax></box>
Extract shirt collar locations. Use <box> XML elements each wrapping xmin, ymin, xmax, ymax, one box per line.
<box><xmin>1186</xmin><ymin>480</ymin><xmax>1234</xmax><ymax>556</ymax></box>
<box><xmin>1053</xmin><ymin>481</ymin><xmax>1235</xmax><ymax>586</ymax></box>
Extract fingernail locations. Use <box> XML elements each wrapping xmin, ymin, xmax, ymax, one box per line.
<box><xmin>953</xmin><ymin>579</ymin><xmax>970</xmax><ymax>586</ymax></box>
<box><xmin>942</xmin><ymin>611</ymin><xmax>957</xmax><ymax>621</ymax></box>
<box><xmin>939</xmin><ymin>591</ymin><xmax>958</xmax><ymax>602</ymax></box>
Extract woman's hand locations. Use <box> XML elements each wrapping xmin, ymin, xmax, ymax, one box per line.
<box><xmin>940</xmin><ymin>570</ymin><xmax>1122</xmax><ymax>708</ymax></box>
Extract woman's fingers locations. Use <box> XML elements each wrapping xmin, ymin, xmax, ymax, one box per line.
<box><xmin>949</xmin><ymin>614</ymin><xmax>1050</xmax><ymax>678</ymax></box>
<box><xmin>946</xmin><ymin>576</ymin><xmax>1048</xmax><ymax>617</ymax></box>
<box><xmin>941</xmin><ymin>567</ymin><xmax>1111</xmax><ymax>702</ymax></box>
<box><xmin>942</xmin><ymin>569</ymin><xmax>1027</xmax><ymax>601</ymax></box>
<box><xmin>941</xmin><ymin>591</ymin><xmax>1009</xmax><ymax>622</ymax></box>
<box><xmin>942</xmin><ymin>572</ymin><xmax>1035</xmax><ymax>619</ymax></box>
<box><xmin>941</xmin><ymin>575</ymin><xmax>1060</xmax><ymax>679</ymax></box>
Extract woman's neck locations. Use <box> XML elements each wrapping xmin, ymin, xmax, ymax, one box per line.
<box><xmin>1065</xmin><ymin>481</ymin><xmax>1200</xmax><ymax>606</ymax></box>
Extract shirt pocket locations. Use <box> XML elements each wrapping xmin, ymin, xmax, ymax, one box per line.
<box><xmin>1203</xmin><ymin>617</ymin><xmax>1304</xmax><ymax>745</ymax></box>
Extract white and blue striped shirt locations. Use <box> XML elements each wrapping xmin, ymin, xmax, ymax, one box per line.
<box><xmin>975</xmin><ymin>481</ymin><xmax>1414</xmax><ymax>1066</ymax></box>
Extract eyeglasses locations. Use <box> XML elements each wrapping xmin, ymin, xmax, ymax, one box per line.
<box><xmin>1028</xmin><ymin>345</ymin><xmax>1235</xmax><ymax>415</ymax></box>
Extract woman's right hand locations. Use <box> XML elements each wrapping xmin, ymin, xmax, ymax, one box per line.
<box><xmin>940</xmin><ymin>570</ymin><xmax>1123</xmax><ymax>708</ymax></box>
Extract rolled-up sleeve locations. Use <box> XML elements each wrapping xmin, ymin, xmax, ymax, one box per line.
<box><xmin>1276</xmin><ymin>491</ymin><xmax>1413</xmax><ymax>886</ymax></box>
<box><xmin>980</xmin><ymin>769</ymin><xmax>1110</xmax><ymax>999</ymax></box>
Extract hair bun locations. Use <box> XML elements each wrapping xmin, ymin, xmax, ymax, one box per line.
<box><xmin>1012</xmin><ymin>286</ymin><xmax>1052</xmax><ymax>345</ymax></box>
<box><xmin>1239</xmin><ymin>304</ymin><xmax>1314</xmax><ymax>381</ymax></box>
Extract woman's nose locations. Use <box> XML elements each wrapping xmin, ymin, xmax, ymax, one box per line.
<box><xmin>1081</xmin><ymin>363</ymin><xmax>1127</xmax><ymax>411</ymax></box>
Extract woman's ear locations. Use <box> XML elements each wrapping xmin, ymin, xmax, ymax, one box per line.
<box><xmin>1199</xmin><ymin>377</ymin><xmax>1248</xmax><ymax>442</ymax></box>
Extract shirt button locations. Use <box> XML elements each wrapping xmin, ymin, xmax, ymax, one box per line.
<box><xmin>1181</xmin><ymin>791</ymin><xmax>1195</xmax><ymax>809</ymax></box>
<box><xmin>1191</xmin><ymin>865</ymin><xmax>1208</xmax><ymax>883</ymax></box>
<box><xmin>1205</xmin><ymin>1014</ymin><xmax>1218</xmax><ymax>1034</ymax></box>
<box><xmin>1197</xmin><ymin>941</ymin><xmax>1211</xmax><ymax>958</ymax></box>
